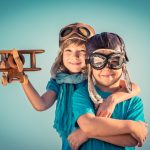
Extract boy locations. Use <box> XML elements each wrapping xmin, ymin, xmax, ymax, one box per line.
<box><xmin>69</xmin><ymin>32</ymin><xmax>148</xmax><ymax>150</ymax></box>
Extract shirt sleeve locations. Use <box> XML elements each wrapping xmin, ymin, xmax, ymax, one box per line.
<box><xmin>126</xmin><ymin>96</ymin><xmax>145</xmax><ymax>122</ymax></box>
<box><xmin>72</xmin><ymin>85</ymin><xmax>95</xmax><ymax>123</ymax></box>
<box><xmin>46</xmin><ymin>78</ymin><xmax>59</xmax><ymax>96</ymax></box>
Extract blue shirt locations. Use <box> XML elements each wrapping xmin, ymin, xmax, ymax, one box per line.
<box><xmin>72</xmin><ymin>83</ymin><xmax>145</xmax><ymax>150</ymax></box>
<box><xmin>46</xmin><ymin>78</ymin><xmax>87</xmax><ymax>150</ymax></box>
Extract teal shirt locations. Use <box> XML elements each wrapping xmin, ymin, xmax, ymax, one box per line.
<box><xmin>46</xmin><ymin>78</ymin><xmax>87</xmax><ymax>150</ymax></box>
<box><xmin>72</xmin><ymin>83</ymin><xmax>145</xmax><ymax>150</ymax></box>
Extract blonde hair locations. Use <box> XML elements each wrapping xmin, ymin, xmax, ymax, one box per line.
<box><xmin>50</xmin><ymin>38</ymin><xmax>87</xmax><ymax>77</ymax></box>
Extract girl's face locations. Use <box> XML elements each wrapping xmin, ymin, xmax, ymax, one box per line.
<box><xmin>63</xmin><ymin>43</ymin><xmax>86</xmax><ymax>73</ymax></box>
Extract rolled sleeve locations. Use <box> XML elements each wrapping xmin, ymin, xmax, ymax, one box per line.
<box><xmin>46</xmin><ymin>78</ymin><xmax>59</xmax><ymax>96</ymax></box>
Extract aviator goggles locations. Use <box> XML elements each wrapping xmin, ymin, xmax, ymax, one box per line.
<box><xmin>59</xmin><ymin>23</ymin><xmax>95</xmax><ymax>44</ymax></box>
<box><xmin>86</xmin><ymin>52</ymin><xmax>126</xmax><ymax>70</ymax></box>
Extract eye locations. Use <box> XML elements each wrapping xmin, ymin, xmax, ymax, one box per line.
<box><xmin>80</xmin><ymin>49</ymin><xmax>86</xmax><ymax>54</ymax></box>
<box><xmin>93</xmin><ymin>56</ymin><xmax>105</xmax><ymax>66</ymax></box>
<box><xmin>109</xmin><ymin>57</ymin><xmax>120</xmax><ymax>66</ymax></box>
<box><xmin>64</xmin><ymin>49</ymin><xmax>72</xmax><ymax>52</ymax></box>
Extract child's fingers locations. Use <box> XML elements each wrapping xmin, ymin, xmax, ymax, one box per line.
<box><xmin>104</xmin><ymin>112</ymin><xmax>111</xmax><ymax>118</ymax></box>
<box><xmin>144</xmin><ymin>122</ymin><xmax>148</xmax><ymax>127</ymax></box>
<box><xmin>107</xmin><ymin>113</ymin><xmax>112</xmax><ymax>118</ymax></box>
<box><xmin>138</xmin><ymin>121</ymin><xmax>148</xmax><ymax>127</ymax></box>
<box><xmin>96</xmin><ymin>108</ymin><xmax>101</xmax><ymax>116</ymax></box>
<box><xmin>96</xmin><ymin>109</ymin><xmax>111</xmax><ymax>117</ymax></box>
<box><xmin>97</xmin><ymin>111</ymin><xmax>109</xmax><ymax>117</ymax></box>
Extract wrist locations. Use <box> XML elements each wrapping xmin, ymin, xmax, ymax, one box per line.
<box><xmin>107</xmin><ymin>95</ymin><xmax>118</xmax><ymax>105</ymax></box>
<box><xmin>21</xmin><ymin>74</ymin><xmax>29</xmax><ymax>85</ymax></box>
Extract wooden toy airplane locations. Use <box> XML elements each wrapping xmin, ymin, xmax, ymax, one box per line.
<box><xmin>0</xmin><ymin>48</ymin><xmax>45</xmax><ymax>86</ymax></box>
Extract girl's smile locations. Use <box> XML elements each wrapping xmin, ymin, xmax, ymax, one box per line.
<box><xmin>63</xmin><ymin>43</ymin><xmax>86</xmax><ymax>73</ymax></box>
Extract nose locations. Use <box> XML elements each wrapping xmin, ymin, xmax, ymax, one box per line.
<box><xmin>72</xmin><ymin>51</ymin><xmax>80</xmax><ymax>58</ymax></box>
<box><xmin>102</xmin><ymin>63</ymin><xmax>110</xmax><ymax>70</ymax></box>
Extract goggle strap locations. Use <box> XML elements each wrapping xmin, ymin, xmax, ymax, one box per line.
<box><xmin>60</xmin><ymin>37</ymin><xmax>86</xmax><ymax>48</ymax></box>
<box><xmin>66</xmin><ymin>36</ymin><xmax>86</xmax><ymax>41</ymax></box>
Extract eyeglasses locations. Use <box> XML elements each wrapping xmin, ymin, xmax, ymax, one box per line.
<box><xmin>59</xmin><ymin>23</ymin><xmax>95</xmax><ymax>45</ymax></box>
<box><xmin>86</xmin><ymin>53</ymin><xmax>126</xmax><ymax>70</ymax></box>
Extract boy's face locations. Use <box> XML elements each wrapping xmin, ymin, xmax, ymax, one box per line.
<box><xmin>63</xmin><ymin>43</ymin><xmax>86</xmax><ymax>73</ymax></box>
<box><xmin>92</xmin><ymin>49</ymin><xmax>123</xmax><ymax>87</ymax></box>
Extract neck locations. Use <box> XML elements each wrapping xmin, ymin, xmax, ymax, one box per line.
<box><xmin>96</xmin><ymin>80</ymin><xmax>121</xmax><ymax>93</ymax></box>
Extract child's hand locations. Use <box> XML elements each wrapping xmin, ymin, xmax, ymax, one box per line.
<box><xmin>131</xmin><ymin>121</ymin><xmax>148</xmax><ymax>147</ymax></box>
<box><xmin>96</xmin><ymin>95</ymin><xmax>117</xmax><ymax>117</ymax></box>
<box><xmin>0</xmin><ymin>61</ymin><xmax>7</xmax><ymax>68</ymax></box>
<box><xmin>67</xmin><ymin>129</ymin><xmax>88</xmax><ymax>150</ymax></box>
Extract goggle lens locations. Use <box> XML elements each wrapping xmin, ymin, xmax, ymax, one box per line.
<box><xmin>78</xmin><ymin>27</ymin><xmax>90</xmax><ymax>37</ymax></box>
<box><xmin>60</xmin><ymin>27</ymin><xmax>73</xmax><ymax>37</ymax></box>
<box><xmin>92</xmin><ymin>55</ymin><xmax>106</xmax><ymax>68</ymax></box>
<box><xmin>108</xmin><ymin>55</ymin><xmax>123</xmax><ymax>69</ymax></box>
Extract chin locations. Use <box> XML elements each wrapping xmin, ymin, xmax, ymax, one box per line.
<box><xmin>96</xmin><ymin>79</ymin><xmax>114</xmax><ymax>86</ymax></box>
<box><xmin>68</xmin><ymin>68</ymin><xmax>82</xmax><ymax>73</ymax></box>
<box><xmin>70</xmin><ymin>70</ymin><xmax>81</xmax><ymax>74</ymax></box>
<box><xmin>67</xmin><ymin>67</ymin><xmax>82</xmax><ymax>73</ymax></box>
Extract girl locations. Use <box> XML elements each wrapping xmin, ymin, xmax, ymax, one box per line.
<box><xmin>21</xmin><ymin>24</ymin><xmax>141</xmax><ymax>150</ymax></box>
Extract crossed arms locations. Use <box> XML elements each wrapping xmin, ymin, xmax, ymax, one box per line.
<box><xmin>68</xmin><ymin>113</ymin><xmax>148</xmax><ymax>150</ymax></box>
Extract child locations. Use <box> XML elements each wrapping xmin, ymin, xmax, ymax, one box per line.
<box><xmin>68</xmin><ymin>32</ymin><xmax>148</xmax><ymax>150</ymax></box>
<box><xmin>21</xmin><ymin>25</ymin><xmax>141</xmax><ymax>150</ymax></box>
<box><xmin>21</xmin><ymin>22</ymin><xmax>95</xmax><ymax>149</ymax></box>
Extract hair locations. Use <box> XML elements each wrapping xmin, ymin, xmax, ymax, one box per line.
<box><xmin>50</xmin><ymin>38</ymin><xmax>87</xmax><ymax>77</ymax></box>
<box><xmin>86</xmin><ymin>32</ymin><xmax>129</xmax><ymax>61</ymax></box>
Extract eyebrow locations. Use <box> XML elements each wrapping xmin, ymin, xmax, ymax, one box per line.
<box><xmin>64</xmin><ymin>49</ymin><xmax>86</xmax><ymax>51</ymax></box>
